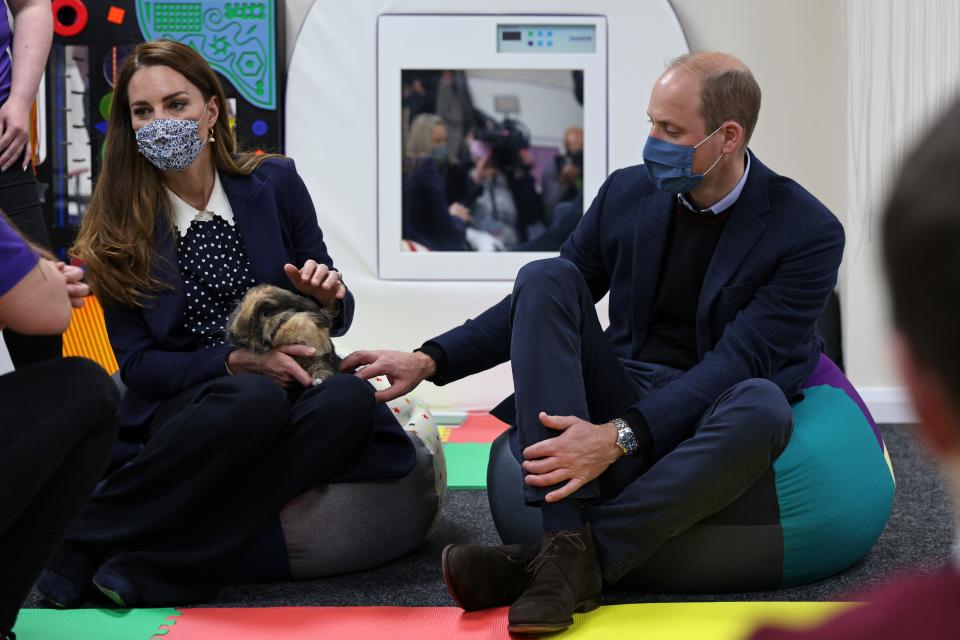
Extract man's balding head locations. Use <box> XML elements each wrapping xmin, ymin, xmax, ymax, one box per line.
<box><xmin>563</xmin><ymin>127</ymin><xmax>584</xmax><ymax>154</ymax></box>
<box><xmin>662</xmin><ymin>51</ymin><xmax>762</xmax><ymax>149</ymax></box>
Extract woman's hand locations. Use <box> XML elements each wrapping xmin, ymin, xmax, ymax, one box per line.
<box><xmin>227</xmin><ymin>344</ymin><xmax>316</xmax><ymax>387</ymax></box>
<box><xmin>471</xmin><ymin>152</ymin><xmax>496</xmax><ymax>183</ymax></box>
<box><xmin>0</xmin><ymin>97</ymin><xmax>31</xmax><ymax>172</ymax></box>
<box><xmin>57</xmin><ymin>262</ymin><xmax>89</xmax><ymax>308</ymax></box>
<box><xmin>448</xmin><ymin>202</ymin><xmax>472</xmax><ymax>223</ymax></box>
<box><xmin>283</xmin><ymin>260</ymin><xmax>345</xmax><ymax>310</ymax></box>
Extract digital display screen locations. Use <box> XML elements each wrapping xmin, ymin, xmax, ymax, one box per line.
<box><xmin>497</xmin><ymin>25</ymin><xmax>596</xmax><ymax>53</ymax></box>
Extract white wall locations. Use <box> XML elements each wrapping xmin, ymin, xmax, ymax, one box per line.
<box><xmin>280</xmin><ymin>0</ymin><xmax>959</xmax><ymax>421</ymax></box>
<box><xmin>841</xmin><ymin>0</ymin><xmax>960</xmax><ymax>422</ymax></box>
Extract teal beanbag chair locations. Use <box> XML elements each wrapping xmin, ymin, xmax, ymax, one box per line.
<box><xmin>488</xmin><ymin>354</ymin><xmax>895</xmax><ymax>591</ymax></box>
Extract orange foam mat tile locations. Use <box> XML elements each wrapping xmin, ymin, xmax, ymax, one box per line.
<box><xmin>62</xmin><ymin>295</ymin><xmax>118</xmax><ymax>374</ymax></box>
<box><xmin>447</xmin><ymin>413</ymin><xmax>510</xmax><ymax>444</ymax></box>
<box><xmin>161</xmin><ymin>606</ymin><xmax>519</xmax><ymax>640</ymax></box>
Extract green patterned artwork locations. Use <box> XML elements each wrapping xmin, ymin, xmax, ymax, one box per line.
<box><xmin>136</xmin><ymin>1</ymin><xmax>276</xmax><ymax>110</ymax></box>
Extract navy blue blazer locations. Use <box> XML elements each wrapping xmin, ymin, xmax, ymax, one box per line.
<box><xmin>429</xmin><ymin>151</ymin><xmax>844</xmax><ymax>457</ymax></box>
<box><xmin>104</xmin><ymin>158</ymin><xmax>414</xmax><ymax>480</ymax></box>
<box><xmin>402</xmin><ymin>158</ymin><xmax>467</xmax><ymax>251</ymax></box>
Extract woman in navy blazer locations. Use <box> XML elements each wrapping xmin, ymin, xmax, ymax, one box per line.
<box><xmin>38</xmin><ymin>40</ymin><xmax>414</xmax><ymax>608</ymax></box>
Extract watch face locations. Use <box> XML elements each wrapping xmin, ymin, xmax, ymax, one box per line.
<box><xmin>616</xmin><ymin>424</ymin><xmax>638</xmax><ymax>455</ymax></box>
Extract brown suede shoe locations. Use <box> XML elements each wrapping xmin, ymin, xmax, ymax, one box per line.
<box><xmin>441</xmin><ymin>541</ymin><xmax>539</xmax><ymax>611</ymax></box>
<box><xmin>507</xmin><ymin>524</ymin><xmax>602</xmax><ymax>635</ymax></box>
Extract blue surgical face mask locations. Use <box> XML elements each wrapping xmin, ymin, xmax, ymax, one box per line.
<box><xmin>135</xmin><ymin>109</ymin><xmax>210</xmax><ymax>173</ymax></box>
<box><xmin>430</xmin><ymin>145</ymin><xmax>448</xmax><ymax>164</ymax></box>
<box><xmin>642</xmin><ymin>125</ymin><xmax>724</xmax><ymax>193</ymax></box>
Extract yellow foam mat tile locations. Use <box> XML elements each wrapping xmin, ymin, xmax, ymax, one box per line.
<box><xmin>552</xmin><ymin>602</ymin><xmax>856</xmax><ymax>640</ymax></box>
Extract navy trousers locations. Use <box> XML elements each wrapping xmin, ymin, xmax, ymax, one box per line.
<box><xmin>508</xmin><ymin>258</ymin><xmax>793</xmax><ymax>583</ymax></box>
<box><xmin>47</xmin><ymin>373</ymin><xmax>377</xmax><ymax>605</ymax></box>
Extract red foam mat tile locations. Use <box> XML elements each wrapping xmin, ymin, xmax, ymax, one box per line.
<box><xmin>447</xmin><ymin>413</ymin><xmax>510</xmax><ymax>444</ymax></box>
<box><xmin>162</xmin><ymin>606</ymin><xmax>523</xmax><ymax>640</ymax></box>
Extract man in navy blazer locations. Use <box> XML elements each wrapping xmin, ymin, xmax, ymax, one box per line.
<box><xmin>343</xmin><ymin>52</ymin><xmax>843</xmax><ymax>633</ymax></box>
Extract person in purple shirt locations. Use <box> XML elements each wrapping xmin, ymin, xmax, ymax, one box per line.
<box><xmin>0</xmin><ymin>212</ymin><xmax>118</xmax><ymax>640</ymax></box>
<box><xmin>0</xmin><ymin>0</ymin><xmax>56</xmax><ymax>367</ymax></box>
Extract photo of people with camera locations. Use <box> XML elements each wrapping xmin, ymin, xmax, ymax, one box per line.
<box><xmin>400</xmin><ymin>69</ymin><xmax>584</xmax><ymax>252</ymax></box>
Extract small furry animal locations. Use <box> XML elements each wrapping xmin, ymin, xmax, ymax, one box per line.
<box><xmin>226</xmin><ymin>284</ymin><xmax>340</xmax><ymax>384</ymax></box>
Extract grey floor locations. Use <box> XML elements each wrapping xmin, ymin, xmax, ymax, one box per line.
<box><xmin>25</xmin><ymin>424</ymin><xmax>955</xmax><ymax>609</ymax></box>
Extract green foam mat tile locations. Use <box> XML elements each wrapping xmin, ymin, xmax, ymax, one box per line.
<box><xmin>443</xmin><ymin>442</ymin><xmax>491</xmax><ymax>489</ymax></box>
<box><xmin>13</xmin><ymin>608</ymin><xmax>179</xmax><ymax>640</ymax></box>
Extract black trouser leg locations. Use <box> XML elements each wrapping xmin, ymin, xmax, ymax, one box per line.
<box><xmin>0</xmin><ymin>358</ymin><xmax>118</xmax><ymax>632</ymax></box>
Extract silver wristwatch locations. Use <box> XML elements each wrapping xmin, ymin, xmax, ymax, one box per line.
<box><xmin>611</xmin><ymin>418</ymin><xmax>638</xmax><ymax>456</ymax></box>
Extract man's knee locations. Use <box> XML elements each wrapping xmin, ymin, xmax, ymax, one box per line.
<box><xmin>513</xmin><ymin>258</ymin><xmax>588</xmax><ymax>314</ymax></box>
<box><xmin>722</xmin><ymin>378</ymin><xmax>793</xmax><ymax>450</ymax></box>
<box><xmin>515</xmin><ymin>258</ymin><xmax>581</xmax><ymax>292</ymax></box>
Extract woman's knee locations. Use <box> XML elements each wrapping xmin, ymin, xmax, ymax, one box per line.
<box><xmin>227</xmin><ymin>372</ymin><xmax>288</xmax><ymax>406</ymax></box>
<box><xmin>201</xmin><ymin>374</ymin><xmax>291</xmax><ymax>436</ymax></box>
<box><xmin>308</xmin><ymin>373</ymin><xmax>376</xmax><ymax>415</ymax></box>
<box><xmin>60</xmin><ymin>358</ymin><xmax>121</xmax><ymax>432</ymax></box>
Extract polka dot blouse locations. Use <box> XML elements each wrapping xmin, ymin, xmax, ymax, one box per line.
<box><xmin>176</xmin><ymin>216</ymin><xmax>256</xmax><ymax>347</ymax></box>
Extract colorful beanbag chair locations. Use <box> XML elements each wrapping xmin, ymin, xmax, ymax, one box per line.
<box><xmin>487</xmin><ymin>354</ymin><xmax>894</xmax><ymax>592</ymax></box>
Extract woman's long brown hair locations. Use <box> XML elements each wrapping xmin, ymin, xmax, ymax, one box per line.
<box><xmin>71</xmin><ymin>40</ymin><xmax>279</xmax><ymax>307</ymax></box>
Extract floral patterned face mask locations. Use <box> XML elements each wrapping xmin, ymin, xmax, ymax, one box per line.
<box><xmin>134</xmin><ymin>108</ymin><xmax>210</xmax><ymax>172</ymax></box>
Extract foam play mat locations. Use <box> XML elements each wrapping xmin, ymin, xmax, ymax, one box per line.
<box><xmin>14</xmin><ymin>602</ymin><xmax>855</xmax><ymax>640</ymax></box>
<box><xmin>61</xmin><ymin>295</ymin><xmax>118</xmax><ymax>374</ymax></box>
<box><xmin>12</xmin><ymin>608</ymin><xmax>178</xmax><ymax>639</ymax></box>
<box><xmin>442</xmin><ymin>413</ymin><xmax>509</xmax><ymax>489</ymax></box>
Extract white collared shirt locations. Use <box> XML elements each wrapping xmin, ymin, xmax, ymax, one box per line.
<box><xmin>167</xmin><ymin>172</ymin><xmax>236</xmax><ymax>237</ymax></box>
<box><xmin>678</xmin><ymin>152</ymin><xmax>752</xmax><ymax>215</ymax></box>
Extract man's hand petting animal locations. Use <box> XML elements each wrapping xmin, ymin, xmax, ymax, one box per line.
<box><xmin>521</xmin><ymin>413</ymin><xmax>623</xmax><ymax>502</ymax></box>
<box><xmin>339</xmin><ymin>349</ymin><xmax>436</xmax><ymax>402</ymax></box>
<box><xmin>283</xmin><ymin>260</ymin><xmax>345</xmax><ymax>310</ymax></box>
